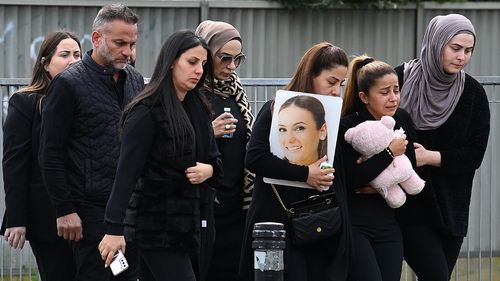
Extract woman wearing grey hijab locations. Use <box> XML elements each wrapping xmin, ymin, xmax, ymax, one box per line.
<box><xmin>395</xmin><ymin>14</ymin><xmax>490</xmax><ymax>280</ymax></box>
<box><xmin>195</xmin><ymin>20</ymin><xmax>254</xmax><ymax>281</ymax></box>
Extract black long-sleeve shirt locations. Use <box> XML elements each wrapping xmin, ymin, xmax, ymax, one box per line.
<box><xmin>339</xmin><ymin>107</ymin><xmax>418</xmax><ymax>193</ymax></box>
<box><xmin>395</xmin><ymin>65</ymin><xmax>490</xmax><ymax>236</ymax></box>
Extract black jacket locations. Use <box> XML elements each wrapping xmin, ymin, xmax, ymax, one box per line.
<box><xmin>240</xmin><ymin>100</ymin><xmax>351</xmax><ymax>281</ymax></box>
<box><xmin>395</xmin><ymin>65</ymin><xmax>490</xmax><ymax>236</ymax></box>
<box><xmin>1</xmin><ymin>93</ymin><xmax>58</xmax><ymax>242</ymax></box>
<box><xmin>104</xmin><ymin>91</ymin><xmax>222</xmax><ymax>252</ymax></box>
<box><xmin>39</xmin><ymin>51</ymin><xmax>144</xmax><ymax>218</ymax></box>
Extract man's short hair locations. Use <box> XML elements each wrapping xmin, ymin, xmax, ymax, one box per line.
<box><xmin>92</xmin><ymin>3</ymin><xmax>139</xmax><ymax>32</ymax></box>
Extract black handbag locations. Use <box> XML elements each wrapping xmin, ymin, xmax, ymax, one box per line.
<box><xmin>271</xmin><ymin>184</ymin><xmax>342</xmax><ymax>245</ymax></box>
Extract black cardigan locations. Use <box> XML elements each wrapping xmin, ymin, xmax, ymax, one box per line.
<box><xmin>240</xmin><ymin>100</ymin><xmax>351</xmax><ymax>281</ymax></box>
<box><xmin>395</xmin><ymin>65</ymin><xmax>490</xmax><ymax>237</ymax></box>
<box><xmin>1</xmin><ymin>93</ymin><xmax>59</xmax><ymax>242</ymax></box>
<box><xmin>104</xmin><ymin>91</ymin><xmax>222</xmax><ymax>252</ymax></box>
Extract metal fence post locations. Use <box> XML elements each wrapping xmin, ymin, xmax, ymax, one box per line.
<box><xmin>252</xmin><ymin>222</ymin><xmax>286</xmax><ymax>281</ymax></box>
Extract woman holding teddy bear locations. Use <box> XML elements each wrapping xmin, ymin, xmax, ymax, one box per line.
<box><xmin>339</xmin><ymin>55</ymin><xmax>418</xmax><ymax>281</ymax></box>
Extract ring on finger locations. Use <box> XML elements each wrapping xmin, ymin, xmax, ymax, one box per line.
<box><xmin>225</xmin><ymin>124</ymin><xmax>230</xmax><ymax>130</ymax></box>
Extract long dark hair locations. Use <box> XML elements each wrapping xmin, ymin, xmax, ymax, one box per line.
<box><xmin>18</xmin><ymin>31</ymin><xmax>81</xmax><ymax>96</ymax></box>
<box><xmin>279</xmin><ymin>95</ymin><xmax>328</xmax><ymax>160</ymax></box>
<box><xmin>124</xmin><ymin>30</ymin><xmax>214</xmax><ymax>154</ymax></box>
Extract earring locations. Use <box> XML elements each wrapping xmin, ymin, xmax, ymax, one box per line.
<box><xmin>320</xmin><ymin>135</ymin><xmax>326</xmax><ymax>140</ymax></box>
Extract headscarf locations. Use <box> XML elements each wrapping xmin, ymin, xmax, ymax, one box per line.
<box><xmin>399</xmin><ymin>14</ymin><xmax>476</xmax><ymax>130</ymax></box>
<box><xmin>195</xmin><ymin>21</ymin><xmax>255</xmax><ymax>210</ymax></box>
<box><xmin>195</xmin><ymin>20</ymin><xmax>242</xmax><ymax>55</ymax></box>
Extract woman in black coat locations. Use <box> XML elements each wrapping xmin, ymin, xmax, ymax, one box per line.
<box><xmin>1</xmin><ymin>31</ymin><xmax>81</xmax><ymax>281</ymax></box>
<box><xmin>340</xmin><ymin>55</ymin><xmax>417</xmax><ymax>281</ymax></box>
<box><xmin>195</xmin><ymin>20</ymin><xmax>254</xmax><ymax>281</ymax></box>
<box><xmin>240</xmin><ymin>42</ymin><xmax>351</xmax><ymax>281</ymax></box>
<box><xmin>395</xmin><ymin>14</ymin><xmax>490</xmax><ymax>280</ymax></box>
<box><xmin>98</xmin><ymin>30</ymin><xmax>222</xmax><ymax>281</ymax></box>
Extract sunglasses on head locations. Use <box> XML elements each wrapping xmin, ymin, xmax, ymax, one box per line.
<box><xmin>215</xmin><ymin>53</ymin><xmax>246</xmax><ymax>67</ymax></box>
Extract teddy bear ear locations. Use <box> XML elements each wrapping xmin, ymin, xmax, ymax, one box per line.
<box><xmin>381</xmin><ymin>116</ymin><xmax>395</xmax><ymax>129</ymax></box>
<box><xmin>344</xmin><ymin>129</ymin><xmax>353</xmax><ymax>143</ymax></box>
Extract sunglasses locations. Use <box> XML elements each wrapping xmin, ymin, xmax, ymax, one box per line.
<box><xmin>215</xmin><ymin>53</ymin><xmax>246</xmax><ymax>67</ymax></box>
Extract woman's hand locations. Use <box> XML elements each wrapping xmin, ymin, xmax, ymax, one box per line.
<box><xmin>98</xmin><ymin>234</ymin><xmax>126</xmax><ymax>268</ymax></box>
<box><xmin>414</xmin><ymin>142</ymin><xmax>441</xmax><ymax>167</ymax></box>
<box><xmin>306</xmin><ymin>156</ymin><xmax>335</xmax><ymax>192</ymax></box>
<box><xmin>186</xmin><ymin>162</ymin><xmax>214</xmax><ymax>184</ymax></box>
<box><xmin>388</xmin><ymin>134</ymin><xmax>408</xmax><ymax>156</ymax></box>
<box><xmin>4</xmin><ymin>227</ymin><xmax>26</xmax><ymax>249</ymax></box>
<box><xmin>212</xmin><ymin>112</ymin><xmax>238</xmax><ymax>138</ymax></box>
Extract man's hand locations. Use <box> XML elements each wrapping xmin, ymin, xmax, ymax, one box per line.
<box><xmin>4</xmin><ymin>227</ymin><xmax>26</xmax><ymax>249</ymax></box>
<box><xmin>98</xmin><ymin>234</ymin><xmax>126</xmax><ymax>268</ymax></box>
<box><xmin>56</xmin><ymin>212</ymin><xmax>83</xmax><ymax>241</ymax></box>
<box><xmin>306</xmin><ymin>156</ymin><xmax>335</xmax><ymax>192</ymax></box>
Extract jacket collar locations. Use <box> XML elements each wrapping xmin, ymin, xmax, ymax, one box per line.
<box><xmin>356</xmin><ymin>106</ymin><xmax>376</xmax><ymax>121</ymax></box>
<box><xmin>83</xmin><ymin>50</ymin><xmax>120</xmax><ymax>76</ymax></box>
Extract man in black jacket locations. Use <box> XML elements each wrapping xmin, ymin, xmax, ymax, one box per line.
<box><xmin>39</xmin><ymin>4</ymin><xmax>144</xmax><ymax>281</ymax></box>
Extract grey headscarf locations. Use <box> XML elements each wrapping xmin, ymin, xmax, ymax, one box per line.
<box><xmin>399</xmin><ymin>14</ymin><xmax>475</xmax><ymax>130</ymax></box>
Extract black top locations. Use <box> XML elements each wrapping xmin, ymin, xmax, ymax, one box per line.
<box><xmin>339</xmin><ymin>107</ymin><xmax>418</xmax><ymax>224</ymax></box>
<box><xmin>212</xmin><ymin>95</ymin><xmax>246</xmax><ymax>215</ymax></box>
<box><xmin>1</xmin><ymin>93</ymin><xmax>58</xmax><ymax>242</ymax></box>
<box><xmin>240</xmin><ymin>100</ymin><xmax>351</xmax><ymax>280</ymax></box>
<box><xmin>339</xmin><ymin>107</ymin><xmax>418</xmax><ymax>193</ymax></box>
<box><xmin>395</xmin><ymin>65</ymin><xmax>490</xmax><ymax>237</ymax></box>
<box><xmin>104</xmin><ymin>91</ymin><xmax>222</xmax><ymax>251</ymax></box>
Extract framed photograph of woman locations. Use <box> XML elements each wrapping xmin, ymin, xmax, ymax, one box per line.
<box><xmin>264</xmin><ymin>89</ymin><xmax>343</xmax><ymax>189</ymax></box>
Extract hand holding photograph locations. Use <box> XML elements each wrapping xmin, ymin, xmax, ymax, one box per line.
<box><xmin>264</xmin><ymin>90</ymin><xmax>342</xmax><ymax>189</ymax></box>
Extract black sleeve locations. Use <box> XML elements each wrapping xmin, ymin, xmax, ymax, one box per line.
<box><xmin>204</xmin><ymin>123</ymin><xmax>223</xmax><ymax>187</ymax></box>
<box><xmin>39</xmin><ymin>77</ymin><xmax>77</xmax><ymax>218</ymax></box>
<box><xmin>245</xmin><ymin>100</ymin><xmax>308</xmax><ymax>181</ymax></box>
<box><xmin>396</xmin><ymin>109</ymin><xmax>418</xmax><ymax>168</ymax></box>
<box><xmin>2</xmin><ymin>94</ymin><xmax>36</xmax><ymax>227</ymax></box>
<box><xmin>339</xmin><ymin>120</ymin><xmax>394</xmax><ymax>191</ymax></box>
<box><xmin>104</xmin><ymin>105</ymin><xmax>155</xmax><ymax>235</ymax></box>
<box><xmin>440</xmin><ymin>80</ymin><xmax>490</xmax><ymax>172</ymax></box>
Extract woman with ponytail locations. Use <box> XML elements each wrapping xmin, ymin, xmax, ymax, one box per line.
<box><xmin>340</xmin><ymin>55</ymin><xmax>418</xmax><ymax>281</ymax></box>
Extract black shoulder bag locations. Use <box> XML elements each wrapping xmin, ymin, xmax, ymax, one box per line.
<box><xmin>271</xmin><ymin>184</ymin><xmax>342</xmax><ymax>245</ymax></box>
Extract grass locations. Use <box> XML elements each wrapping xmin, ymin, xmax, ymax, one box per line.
<box><xmin>401</xmin><ymin>257</ymin><xmax>500</xmax><ymax>281</ymax></box>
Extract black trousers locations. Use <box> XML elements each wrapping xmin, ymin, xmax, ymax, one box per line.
<box><xmin>72</xmin><ymin>203</ymin><xmax>140</xmax><ymax>281</ymax></box>
<box><xmin>206</xmin><ymin>201</ymin><xmax>245</xmax><ymax>281</ymax></box>
<box><xmin>30</xmin><ymin>237</ymin><xmax>75</xmax><ymax>281</ymax></box>
<box><xmin>284</xmin><ymin>240</ymin><xmax>337</xmax><ymax>281</ymax></box>
<box><xmin>140</xmin><ymin>248</ymin><xmax>197</xmax><ymax>281</ymax></box>
<box><xmin>401</xmin><ymin>224</ymin><xmax>464</xmax><ymax>281</ymax></box>
<box><xmin>347</xmin><ymin>195</ymin><xmax>403</xmax><ymax>281</ymax></box>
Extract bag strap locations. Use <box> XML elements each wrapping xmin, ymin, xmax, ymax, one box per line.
<box><xmin>271</xmin><ymin>184</ymin><xmax>293</xmax><ymax>214</ymax></box>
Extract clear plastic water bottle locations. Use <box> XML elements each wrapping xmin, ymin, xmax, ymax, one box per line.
<box><xmin>223</xmin><ymin>107</ymin><xmax>233</xmax><ymax>138</ymax></box>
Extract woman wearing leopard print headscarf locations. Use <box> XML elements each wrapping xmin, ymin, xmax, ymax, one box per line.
<box><xmin>195</xmin><ymin>20</ymin><xmax>254</xmax><ymax>281</ymax></box>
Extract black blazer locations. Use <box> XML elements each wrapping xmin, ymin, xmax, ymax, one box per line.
<box><xmin>1</xmin><ymin>92</ymin><xmax>58</xmax><ymax>242</ymax></box>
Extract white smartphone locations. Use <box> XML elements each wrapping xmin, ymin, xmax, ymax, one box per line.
<box><xmin>110</xmin><ymin>250</ymin><xmax>129</xmax><ymax>276</ymax></box>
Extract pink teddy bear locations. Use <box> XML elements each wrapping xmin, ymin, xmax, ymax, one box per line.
<box><xmin>344</xmin><ymin>116</ymin><xmax>425</xmax><ymax>208</ymax></box>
